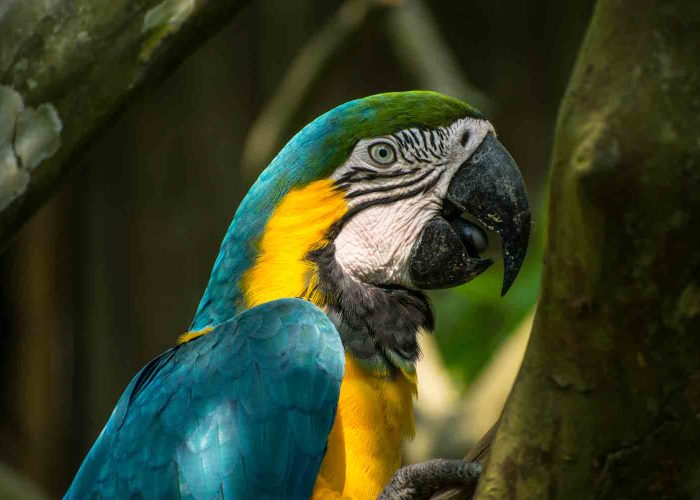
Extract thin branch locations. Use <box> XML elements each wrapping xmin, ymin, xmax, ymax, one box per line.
<box><xmin>0</xmin><ymin>462</ymin><xmax>47</xmax><ymax>499</ymax></box>
<box><xmin>385</xmin><ymin>0</ymin><xmax>493</xmax><ymax>115</ymax></box>
<box><xmin>240</xmin><ymin>0</ymin><xmax>493</xmax><ymax>176</ymax></box>
<box><xmin>240</xmin><ymin>0</ymin><xmax>383</xmax><ymax>174</ymax></box>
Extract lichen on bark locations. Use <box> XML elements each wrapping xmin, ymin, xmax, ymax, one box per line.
<box><xmin>0</xmin><ymin>0</ymin><xmax>248</xmax><ymax>249</ymax></box>
<box><xmin>0</xmin><ymin>85</ymin><xmax>62</xmax><ymax>212</ymax></box>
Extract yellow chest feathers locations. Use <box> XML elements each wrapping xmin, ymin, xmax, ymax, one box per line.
<box><xmin>240</xmin><ymin>180</ymin><xmax>417</xmax><ymax>499</ymax></box>
<box><xmin>313</xmin><ymin>356</ymin><xmax>416</xmax><ymax>500</ymax></box>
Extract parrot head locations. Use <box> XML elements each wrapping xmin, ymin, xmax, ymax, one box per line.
<box><xmin>192</xmin><ymin>91</ymin><xmax>530</xmax><ymax>368</ymax></box>
<box><xmin>321</xmin><ymin>101</ymin><xmax>528</xmax><ymax>296</ymax></box>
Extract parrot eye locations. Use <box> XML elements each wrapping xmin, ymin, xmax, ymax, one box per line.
<box><xmin>461</xmin><ymin>131</ymin><xmax>470</xmax><ymax>147</ymax></box>
<box><xmin>368</xmin><ymin>142</ymin><xmax>397</xmax><ymax>165</ymax></box>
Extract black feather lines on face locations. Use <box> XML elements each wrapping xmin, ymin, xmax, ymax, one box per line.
<box><xmin>331</xmin><ymin>125</ymin><xmax>451</xmax><ymax>226</ymax></box>
<box><xmin>306</xmin><ymin>243</ymin><xmax>434</xmax><ymax>370</ymax></box>
<box><xmin>392</xmin><ymin>127</ymin><xmax>450</xmax><ymax>163</ymax></box>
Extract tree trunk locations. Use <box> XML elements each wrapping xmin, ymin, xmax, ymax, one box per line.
<box><xmin>476</xmin><ymin>0</ymin><xmax>700</xmax><ymax>498</ymax></box>
<box><xmin>0</xmin><ymin>0</ymin><xmax>248</xmax><ymax>250</ymax></box>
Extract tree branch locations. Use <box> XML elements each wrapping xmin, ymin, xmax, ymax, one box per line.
<box><xmin>0</xmin><ymin>0</ymin><xmax>248</xmax><ymax>250</ymax></box>
<box><xmin>474</xmin><ymin>0</ymin><xmax>700</xmax><ymax>498</ymax></box>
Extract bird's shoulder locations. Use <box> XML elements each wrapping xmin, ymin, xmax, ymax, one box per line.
<box><xmin>137</xmin><ymin>297</ymin><xmax>344</xmax><ymax>405</ymax></box>
<box><xmin>66</xmin><ymin>298</ymin><xmax>345</xmax><ymax>499</ymax></box>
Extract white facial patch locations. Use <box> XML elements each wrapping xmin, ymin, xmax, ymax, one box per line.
<box><xmin>331</xmin><ymin>117</ymin><xmax>494</xmax><ymax>287</ymax></box>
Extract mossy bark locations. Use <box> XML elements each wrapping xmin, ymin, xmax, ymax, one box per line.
<box><xmin>476</xmin><ymin>0</ymin><xmax>700</xmax><ymax>498</ymax></box>
<box><xmin>0</xmin><ymin>0</ymin><xmax>248</xmax><ymax>249</ymax></box>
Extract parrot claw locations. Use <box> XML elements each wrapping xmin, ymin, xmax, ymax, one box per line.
<box><xmin>377</xmin><ymin>458</ymin><xmax>482</xmax><ymax>500</ymax></box>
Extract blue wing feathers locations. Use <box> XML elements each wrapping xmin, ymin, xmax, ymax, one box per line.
<box><xmin>66</xmin><ymin>298</ymin><xmax>344</xmax><ymax>499</ymax></box>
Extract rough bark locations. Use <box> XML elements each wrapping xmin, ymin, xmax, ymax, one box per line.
<box><xmin>0</xmin><ymin>0</ymin><xmax>248</xmax><ymax>249</ymax></box>
<box><xmin>474</xmin><ymin>0</ymin><xmax>700</xmax><ymax>498</ymax></box>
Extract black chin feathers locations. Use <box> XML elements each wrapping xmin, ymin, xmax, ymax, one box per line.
<box><xmin>306</xmin><ymin>244</ymin><xmax>433</xmax><ymax>371</ymax></box>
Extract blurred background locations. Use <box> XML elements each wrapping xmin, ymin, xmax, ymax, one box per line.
<box><xmin>0</xmin><ymin>0</ymin><xmax>593</xmax><ymax>496</ymax></box>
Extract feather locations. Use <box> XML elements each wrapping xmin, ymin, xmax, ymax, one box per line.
<box><xmin>65</xmin><ymin>299</ymin><xmax>344</xmax><ymax>500</ymax></box>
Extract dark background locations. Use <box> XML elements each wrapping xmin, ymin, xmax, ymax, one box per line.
<box><xmin>0</xmin><ymin>1</ymin><xmax>593</xmax><ymax>495</ymax></box>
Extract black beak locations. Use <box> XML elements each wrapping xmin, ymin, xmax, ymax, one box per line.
<box><xmin>409</xmin><ymin>134</ymin><xmax>530</xmax><ymax>295</ymax></box>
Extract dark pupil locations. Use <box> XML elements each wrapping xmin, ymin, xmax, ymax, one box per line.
<box><xmin>379</xmin><ymin>148</ymin><xmax>388</xmax><ymax>158</ymax></box>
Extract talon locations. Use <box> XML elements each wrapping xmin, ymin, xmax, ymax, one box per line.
<box><xmin>378</xmin><ymin>458</ymin><xmax>482</xmax><ymax>500</ymax></box>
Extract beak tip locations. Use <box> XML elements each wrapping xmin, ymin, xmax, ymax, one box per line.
<box><xmin>500</xmin><ymin>276</ymin><xmax>513</xmax><ymax>297</ymax></box>
<box><xmin>500</xmin><ymin>281</ymin><xmax>513</xmax><ymax>297</ymax></box>
<box><xmin>444</xmin><ymin>135</ymin><xmax>531</xmax><ymax>297</ymax></box>
<box><xmin>500</xmin><ymin>250</ymin><xmax>528</xmax><ymax>297</ymax></box>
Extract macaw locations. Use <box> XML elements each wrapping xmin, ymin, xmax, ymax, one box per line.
<box><xmin>66</xmin><ymin>91</ymin><xmax>530</xmax><ymax>499</ymax></box>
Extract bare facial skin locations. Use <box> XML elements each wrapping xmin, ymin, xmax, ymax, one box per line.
<box><xmin>331</xmin><ymin>117</ymin><xmax>494</xmax><ymax>287</ymax></box>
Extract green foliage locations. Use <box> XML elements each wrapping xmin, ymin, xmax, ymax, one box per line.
<box><xmin>431</xmin><ymin>195</ymin><xmax>546</xmax><ymax>385</ymax></box>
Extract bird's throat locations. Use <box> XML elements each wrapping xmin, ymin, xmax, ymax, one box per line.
<box><xmin>308</xmin><ymin>243</ymin><xmax>434</xmax><ymax>374</ymax></box>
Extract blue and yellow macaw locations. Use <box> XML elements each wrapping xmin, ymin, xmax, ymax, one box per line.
<box><xmin>66</xmin><ymin>91</ymin><xmax>530</xmax><ymax>499</ymax></box>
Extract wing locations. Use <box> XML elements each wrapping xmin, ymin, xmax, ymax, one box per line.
<box><xmin>65</xmin><ymin>298</ymin><xmax>344</xmax><ymax>499</ymax></box>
